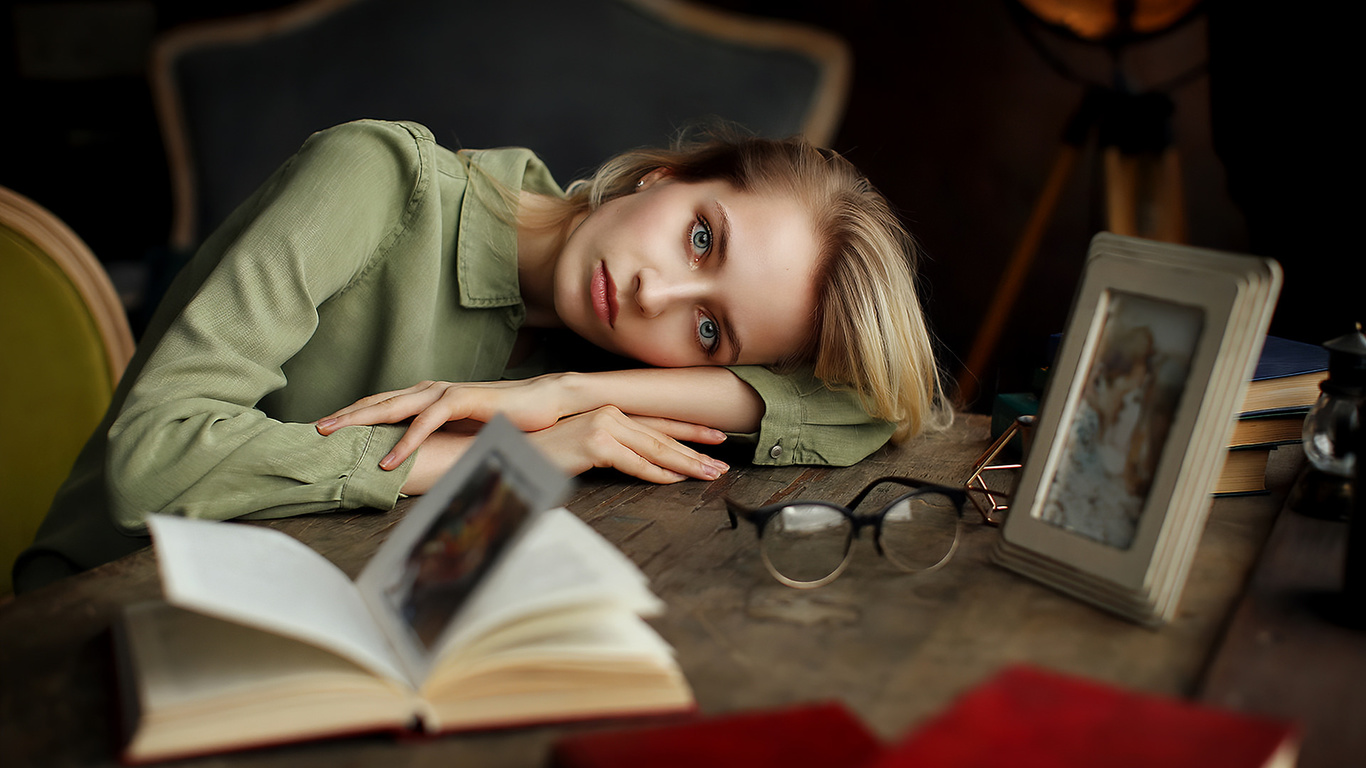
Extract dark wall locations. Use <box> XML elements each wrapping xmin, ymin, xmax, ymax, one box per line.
<box><xmin>0</xmin><ymin>0</ymin><xmax>298</xmax><ymax>317</ymax></box>
<box><xmin>3</xmin><ymin>0</ymin><xmax>1352</xmax><ymax>411</ymax></box>
<box><xmin>751</xmin><ymin>0</ymin><xmax>1246</xmax><ymax>405</ymax></box>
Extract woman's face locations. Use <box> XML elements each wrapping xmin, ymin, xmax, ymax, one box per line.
<box><xmin>553</xmin><ymin>173</ymin><xmax>821</xmax><ymax>368</ymax></box>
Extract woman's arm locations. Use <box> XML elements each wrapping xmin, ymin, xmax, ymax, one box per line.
<box><xmin>561</xmin><ymin>367</ymin><xmax>766</xmax><ymax>431</ymax></box>
<box><xmin>318</xmin><ymin>366</ymin><xmax>762</xmax><ymax>470</ymax></box>
<box><xmin>318</xmin><ymin>363</ymin><xmax>895</xmax><ymax>476</ymax></box>
<box><xmin>396</xmin><ymin>408</ymin><xmax>732</xmax><ymax>494</ymax></box>
<box><xmin>103</xmin><ymin>122</ymin><xmax>430</xmax><ymax>531</ymax></box>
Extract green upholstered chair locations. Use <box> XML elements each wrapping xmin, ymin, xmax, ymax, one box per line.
<box><xmin>0</xmin><ymin>186</ymin><xmax>134</xmax><ymax>595</ymax></box>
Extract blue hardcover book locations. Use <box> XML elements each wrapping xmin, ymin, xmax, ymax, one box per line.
<box><xmin>1251</xmin><ymin>335</ymin><xmax>1330</xmax><ymax>380</ymax></box>
<box><xmin>1241</xmin><ymin>336</ymin><xmax>1328</xmax><ymax>416</ymax></box>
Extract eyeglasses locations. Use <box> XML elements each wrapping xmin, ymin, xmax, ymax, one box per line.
<box><xmin>724</xmin><ymin>476</ymin><xmax>970</xmax><ymax>589</ymax></box>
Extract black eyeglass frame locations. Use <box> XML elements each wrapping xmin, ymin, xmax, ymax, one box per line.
<box><xmin>724</xmin><ymin>476</ymin><xmax>970</xmax><ymax>589</ymax></box>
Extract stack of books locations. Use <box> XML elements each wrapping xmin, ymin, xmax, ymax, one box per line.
<box><xmin>1218</xmin><ymin>335</ymin><xmax>1329</xmax><ymax>496</ymax></box>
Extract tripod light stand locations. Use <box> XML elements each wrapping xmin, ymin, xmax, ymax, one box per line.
<box><xmin>957</xmin><ymin>0</ymin><xmax>1205</xmax><ymax>405</ymax></box>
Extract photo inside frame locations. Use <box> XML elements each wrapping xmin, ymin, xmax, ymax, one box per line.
<box><xmin>385</xmin><ymin>451</ymin><xmax>533</xmax><ymax>649</ymax></box>
<box><xmin>1035</xmin><ymin>291</ymin><xmax>1204</xmax><ymax>550</ymax></box>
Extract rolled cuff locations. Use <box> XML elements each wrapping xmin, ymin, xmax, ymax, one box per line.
<box><xmin>341</xmin><ymin>424</ymin><xmax>414</xmax><ymax>510</ymax></box>
<box><xmin>725</xmin><ymin>366</ymin><xmax>896</xmax><ymax>467</ymax></box>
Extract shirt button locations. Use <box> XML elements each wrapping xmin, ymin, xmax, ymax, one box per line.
<box><xmin>769</xmin><ymin>444</ymin><xmax>783</xmax><ymax>459</ymax></box>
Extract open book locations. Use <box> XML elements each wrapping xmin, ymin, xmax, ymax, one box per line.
<box><xmin>114</xmin><ymin>417</ymin><xmax>694</xmax><ymax>763</ymax></box>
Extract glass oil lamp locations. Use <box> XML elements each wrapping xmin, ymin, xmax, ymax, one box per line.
<box><xmin>1290</xmin><ymin>323</ymin><xmax>1366</xmax><ymax>521</ymax></box>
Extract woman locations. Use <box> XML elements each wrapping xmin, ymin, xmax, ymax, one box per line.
<box><xmin>14</xmin><ymin>120</ymin><xmax>949</xmax><ymax>592</ymax></box>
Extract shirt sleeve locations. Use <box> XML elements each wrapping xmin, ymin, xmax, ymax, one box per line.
<box><xmin>104</xmin><ymin>121</ymin><xmax>424</xmax><ymax>532</ymax></box>
<box><xmin>725</xmin><ymin>365</ymin><xmax>897</xmax><ymax>466</ymax></box>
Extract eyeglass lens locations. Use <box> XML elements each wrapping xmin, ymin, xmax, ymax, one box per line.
<box><xmin>762</xmin><ymin>505</ymin><xmax>853</xmax><ymax>585</ymax></box>
<box><xmin>878</xmin><ymin>491</ymin><xmax>962</xmax><ymax>573</ymax></box>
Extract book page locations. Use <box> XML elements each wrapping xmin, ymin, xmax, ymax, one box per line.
<box><xmin>423</xmin><ymin>608</ymin><xmax>687</xmax><ymax>726</ymax></box>
<box><xmin>148</xmin><ymin>516</ymin><xmax>408</xmax><ymax>685</ymax></box>
<box><xmin>432</xmin><ymin>604</ymin><xmax>676</xmax><ymax>683</ymax></box>
<box><xmin>435</xmin><ymin>507</ymin><xmax>663</xmax><ymax>662</ymax></box>
<box><xmin>120</xmin><ymin>602</ymin><xmax>414</xmax><ymax>762</ymax></box>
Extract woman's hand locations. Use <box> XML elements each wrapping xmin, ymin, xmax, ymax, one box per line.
<box><xmin>528</xmin><ymin>407</ymin><xmax>729</xmax><ymax>484</ymax></box>
<box><xmin>398</xmin><ymin>406</ymin><xmax>729</xmax><ymax>494</ymax></box>
<box><xmin>316</xmin><ymin>376</ymin><xmax>574</xmax><ymax>469</ymax></box>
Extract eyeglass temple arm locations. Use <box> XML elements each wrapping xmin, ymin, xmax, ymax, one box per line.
<box><xmin>723</xmin><ymin>498</ymin><xmax>770</xmax><ymax>532</ymax></box>
<box><xmin>846</xmin><ymin>476</ymin><xmax>962</xmax><ymax>510</ymax></box>
<box><xmin>722</xmin><ymin>502</ymin><xmax>741</xmax><ymax>529</ymax></box>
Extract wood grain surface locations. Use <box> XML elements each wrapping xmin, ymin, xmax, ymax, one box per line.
<box><xmin>3</xmin><ymin>415</ymin><xmax>1346</xmax><ymax>767</ymax></box>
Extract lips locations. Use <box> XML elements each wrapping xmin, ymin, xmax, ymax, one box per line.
<box><xmin>592</xmin><ymin>261</ymin><xmax>618</xmax><ymax>327</ymax></box>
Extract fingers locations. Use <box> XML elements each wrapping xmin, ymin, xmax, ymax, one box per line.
<box><xmin>380</xmin><ymin>406</ymin><xmax>466</xmax><ymax>470</ymax></box>
<box><xmin>534</xmin><ymin>407</ymin><xmax>730</xmax><ymax>485</ymax></box>
<box><xmin>316</xmin><ymin>382</ymin><xmax>448</xmax><ymax>435</ymax></box>
<box><xmin>316</xmin><ymin>379</ymin><xmax>564</xmax><ymax>437</ymax></box>
<box><xmin>630</xmin><ymin>416</ymin><xmax>728</xmax><ymax>446</ymax></box>
<box><xmin>589</xmin><ymin>421</ymin><xmax>707</xmax><ymax>484</ymax></box>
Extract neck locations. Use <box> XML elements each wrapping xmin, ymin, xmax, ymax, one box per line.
<box><xmin>515</xmin><ymin>193</ymin><xmax>579</xmax><ymax>328</ymax></box>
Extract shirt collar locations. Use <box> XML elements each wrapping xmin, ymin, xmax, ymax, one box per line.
<box><xmin>454</xmin><ymin>148</ymin><xmax>564</xmax><ymax>310</ymax></box>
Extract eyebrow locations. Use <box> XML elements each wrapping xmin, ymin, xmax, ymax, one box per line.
<box><xmin>712</xmin><ymin>200</ymin><xmax>743</xmax><ymax>364</ymax></box>
<box><xmin>713</xmin><ymin>199</ymin><xmax>732</xmax><ymax>267</ymax></box>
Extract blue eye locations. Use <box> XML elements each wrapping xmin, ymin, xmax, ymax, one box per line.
<box><xmin>690</xmin><ymin>217</ymin><xmax>712</xmax><ymax>257</ymax></box>
<box><xmin>698</xmin><ymin>315</ymin><xmax>720</xmax><ymax>351</ymax></box>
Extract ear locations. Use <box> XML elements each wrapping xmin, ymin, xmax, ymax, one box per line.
<box><xmin>636</xmin><ymin>168</ymin><xmax>671</xmax><ymax>190</ymax></box>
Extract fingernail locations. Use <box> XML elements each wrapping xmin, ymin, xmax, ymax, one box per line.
<box><xmin>710</xmin><ymin>429</ymin><xmax>727</xmax><ymax>441</ymax></box>
<box><xmin>317</xmin><ymin>418</ymin><xmax>336</xmax><ymax>430</ymax></box>
<box><xmin>380</xmin><ymin>452</ymin><xmax>397</xmax><ymax>470</ymax></box>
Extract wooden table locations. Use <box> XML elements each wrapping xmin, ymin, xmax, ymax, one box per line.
<box><xmin>1</xmin><ymin>414</ymin><xmax>1359</xmax><ymax>766</ymax></box>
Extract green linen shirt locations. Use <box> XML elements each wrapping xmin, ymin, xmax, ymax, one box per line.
<box><xmin>14</xmin><ymin>120</ymin><xmax>893</xmax><ymax>592</ymax></box>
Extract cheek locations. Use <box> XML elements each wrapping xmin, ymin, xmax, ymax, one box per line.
<box><xmin>744</xmin><ymin>282</ymin><xmax>817</xmax><ymax>347</ymax></box>
<box><xmin>550</xmin><ymin>262</ymin><xmax>582</xmax><ymax>327</ymax></box>
<box><xmin>616</xmin><ymin>319</ymin><xmax>696</xmax><ymax>367</ymax></box>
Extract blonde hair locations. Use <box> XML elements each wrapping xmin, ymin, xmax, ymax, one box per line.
<box><xmin>536</xmin><ymin>130</ymin><xmax>953</xmax><ymax>441</ymax></box>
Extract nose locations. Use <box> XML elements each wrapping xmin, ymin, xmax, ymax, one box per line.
<box><xmin>634</xmin><ymin>268</ymin><xmax>706</xmax><ymax>318</ymax></box>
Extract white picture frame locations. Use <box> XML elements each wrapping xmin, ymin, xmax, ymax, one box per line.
<box><xmin>994</xmin><ymin>233</ymin><xmax>1281</xmax><ymax>625</ymax></box>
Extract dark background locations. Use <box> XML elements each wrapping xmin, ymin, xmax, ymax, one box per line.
<box><xmin>1</xmin><ymin>0</ymin><xmax>1356</xmax><ymax>411</ymax></box>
